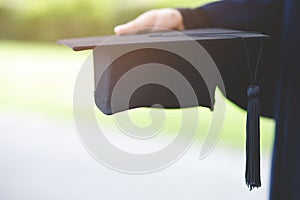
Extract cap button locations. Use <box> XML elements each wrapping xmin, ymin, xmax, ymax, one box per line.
<box><xmin>247</xmin><ymin>85</ymin><xmax>260</xmax><ymax>98</ymax></box>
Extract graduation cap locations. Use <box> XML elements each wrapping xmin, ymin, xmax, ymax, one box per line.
<box><xmin>59</xmin><ymin>28</ymin><xmax>268</xmax><ymax>190</ymax></box>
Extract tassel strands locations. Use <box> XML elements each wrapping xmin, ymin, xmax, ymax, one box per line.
<box><xmin>246</xmin><ymin>85</ymin><xmax>261</xmax><ymax>190</ymax></box>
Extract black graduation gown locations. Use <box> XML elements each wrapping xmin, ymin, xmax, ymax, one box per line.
<box><xmin>179</xmin><ymin>0</ymin><xmax>300</xmax><ymax>199</ymax></box>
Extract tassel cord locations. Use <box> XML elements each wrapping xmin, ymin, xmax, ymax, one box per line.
<box><xmin>241</xmin><ymin>37</ymin><xmax>264</xmax><ymax>190</ymax></box>
<box><xmin>241</xmin><ymin>38</ymin><xmax>264</xmax><ymax>82</ymax></box>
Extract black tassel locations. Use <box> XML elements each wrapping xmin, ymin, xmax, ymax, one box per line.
<box><xmin>246</xmin><ymin>84</ymin><xmax>261</xmax><ymax>190</ymax></box>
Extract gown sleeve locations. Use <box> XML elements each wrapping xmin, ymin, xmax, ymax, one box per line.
<box><xmin>178</xmin><ymin>0</ymin><xmax>281</xmax><ymax>34</ymax></box>
<box><xmin>177</xmin><ymin>0</ymin><xmax>283</xmax><ymax>118</ymax></box>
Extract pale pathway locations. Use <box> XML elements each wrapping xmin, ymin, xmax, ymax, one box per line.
<box><xmin>0</xmin><ymin>111</ymin><xmax>271</xmax><ymax>200</ymax></box>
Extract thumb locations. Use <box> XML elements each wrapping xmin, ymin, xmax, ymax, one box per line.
<box><xmin>114</xmin><ymin>21</ymin><xmax>138</xmax><ymax>35</ymax></box>
<box><xmin>114</xmin><ymin>19</ymin><xmax>145</xmax><ymax>35</ymax></box>
<box><xmin>114</xmin><ymin>24</ymin><xmax>127</xmax><ymax>35</ymax></box>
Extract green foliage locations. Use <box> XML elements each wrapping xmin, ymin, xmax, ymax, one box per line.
<box><xmin>155</xmin><ymin>0</ymin><xmax>214</xmax><ymax>8</ymax></box>
<box><xmin>0</xmin><ymin>0</ymin><xmax>213</xmax><ymax>42</ymax></box>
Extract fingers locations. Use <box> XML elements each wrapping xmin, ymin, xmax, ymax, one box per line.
<box><xmin>114</xmin><ymin>25</ymin><xmax>125</xmax><ymax>35</ymax></box>
<box><xmin>114</xmin><ymin>21</ymin><xmax>143</xmax><ymax>35</ymax></box>
<box><xmin>114</xmin><ymin>10</ymin><xmax>156</xmax><ymax>35</ymax></box>
<box><xmin>114</xmin><ymin>22</ymin><xmax>134</xmax><ymax>35</ymax></box>
<box><xmin>113</xmin><ymin>8</ymin><xmax>185</xmax><ymax>35</ymax></box>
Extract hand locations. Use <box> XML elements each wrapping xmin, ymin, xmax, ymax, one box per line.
<box><xmin>114</xmin><ymin>8</ymin><xmax>185</xmax><ymax>35</ymax></box>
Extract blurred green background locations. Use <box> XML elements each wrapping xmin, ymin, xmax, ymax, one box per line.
<box><xmin>0</xmin><ymin>0</ymin><xmax>212</xmax><ymax>41</ymax></box>
<box><xmin>0</xmin><ymin>0</ymin><xmax>275</xmax><ymax>150</ymax></box>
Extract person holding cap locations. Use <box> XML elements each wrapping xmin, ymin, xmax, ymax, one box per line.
<box><xmin>114</xmin><ymin>0</ymin><xmax>300</xmax><ymax>199</ymax></box>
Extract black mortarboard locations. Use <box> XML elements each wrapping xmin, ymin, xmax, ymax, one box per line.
<box><xmin>59</xmin><ymin>28</ymin><xmax>268</xmax><ymax>190</ymax></box>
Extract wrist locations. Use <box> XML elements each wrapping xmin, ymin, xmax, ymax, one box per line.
<box><xmin>170</xmin><ymin>8</ymin><xmax>185</xmax><ymax>30</ymax></box>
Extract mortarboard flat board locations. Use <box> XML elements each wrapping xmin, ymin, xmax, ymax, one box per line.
<box><xmin>58</xmin><ymin>28</ymin><xmax>268</xmax><ymax>116</ymax></box>
<box><xmin>58</xmin><ymin>28</ymin><xmax>269</xmax><ymax>190</ymax></box>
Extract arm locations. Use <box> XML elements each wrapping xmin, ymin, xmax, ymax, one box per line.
<box><xmin>178</xmin><ymin>0</ymin><xmax>283</xmax><ymax>118</ymax></box>
<box><xmin>115</xmin><ymin>0</ymin><xmax>282</xmax><ymax>35</ymax></box>
<box><xmin>179</xmin><ymin>0</ymin><xmax>282</xmax><ymax>34</ymax></box>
